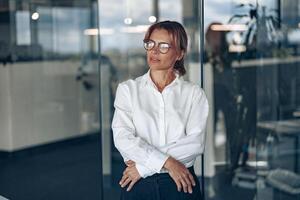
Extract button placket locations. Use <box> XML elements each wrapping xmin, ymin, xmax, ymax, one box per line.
<box><xmin>159</xmin><ymin>93</ymin><xmax>166</xmax><ymax>146</ymax></box>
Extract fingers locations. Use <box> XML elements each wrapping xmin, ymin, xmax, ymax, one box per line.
<box><xmin>180</xmin><ymin>177</ymin><xmax>188</xmax><ymax>193</ymax></box>
<box><xmin>165</xmin><ymin>157</ymin><xmax>196</xmax><ymax>193</ymax></box>
<box><xmin>119</xmin><ymin>172</ymin><xmax>129</xmax><ymax>186</ymax></box>
<box><xmin>174</xmin><ymin>179</ymin><xmax>182</xmax><ymax>192</ymax></box>
<box><xmin>188</xmin><ymin>173</ymin><xmax>196</xmax><ymax>187</ymax></box>
<box><xmin>188</xmin><ymin>184</ymin><xmax>193</xmax><ymax>194</ymax></box>
<box><xmin>185</xmin><ymin>171</ymin><xmax>196</xmax><ymax>194</ymax></box>
<box><xmin>120</xmin><ymin>165</ymin><xmax>141</xmax><ymax>192</ymax></box>
<box><xmin>119</xmin><ymin>175</ymin><xmax>139</xmax><ymax>191</ymax></box>
<box><xmin>120</xmin><ymin>169</ymin><xmax>130</xmax><ymax>186</ymax></box>
<box><xmin>182</xmin><ymin>174</ymin><xmax>193</xmax><ymax>194</ymax></box>
<box><xmin>177</xmin><ymin>175</ymin><xmax>194</xmax><ymax>194</ymax></box>
<box><xmin>120</xmin><ymin>176</ymin><xmax>131</xmax><ymax>188</ymax></box>
<box><xmin>170</xmin><ymin>170</ymin><xmax>195</xmax><ymax>194</ymax></box>
<box><xmin>126</xmin><ymin>178</ymin><xmax>138</xmax><ymax>191</ymax></box>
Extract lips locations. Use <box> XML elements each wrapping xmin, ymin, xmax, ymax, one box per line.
<box><xmin>150</xmin><ymin>57</ymin><xmax>160</xmax><ymax>63</ymax></box>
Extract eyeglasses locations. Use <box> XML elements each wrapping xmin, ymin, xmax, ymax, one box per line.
<box><xmin>143</xmin><ymin>39</ymin><xmax>172</xmax><ymax>54</ymax></box>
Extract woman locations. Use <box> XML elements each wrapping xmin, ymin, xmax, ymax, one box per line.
<box><xmin>112</xmin><ymin>20</ymin><xmax>209</xmax><ymax>200</ymax></box>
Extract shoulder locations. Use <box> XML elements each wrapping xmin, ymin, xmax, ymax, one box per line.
<box><xmin>179</xmin><ymin>80</ymin><xmax>208</xmax><ymax>112</ymax></box>
<box><xmin>116</xmin><ymin>73</ymin><xmax>145</xmax><ymax>93</ymax></box>
<box><xmin>118</xmin><ymin>75</ymin><xmax>143</xmax><ymax>89</ymax></box>
<box><xmin>118</xmin><ymin>79</ymin><xmax>133</xmax><ymax>89</ymax></box>
<box><xmin>179</xmin><ymin>79</ymin><xmax>206</xmax><ymax>98</ymax></box>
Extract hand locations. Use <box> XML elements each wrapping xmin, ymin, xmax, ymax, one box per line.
<box><xmin>164</xmin><ymin>157</ymin><xmax>196</xmax><ymax>194</ymax></box>
<box><xmin>119</xmin><ymin>160</ymin><xmax>141</xmax><ymax>191</ymax></box>
<box><xmin>125</xmin><ymin>160</ymin><xmax>135</xmax><ymax>167</ymax></box>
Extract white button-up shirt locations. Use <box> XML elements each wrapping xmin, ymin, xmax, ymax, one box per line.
<box><xmin>112</xmin><ymin>70</ymin><xmax>209</xmax><ymax>178</ymax></box>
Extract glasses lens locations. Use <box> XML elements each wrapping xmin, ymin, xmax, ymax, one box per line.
<box><xmin>144</xmin><ymin>40</ymin><xmax>155</xmax><ymax>50</ymax></box>
<box><xmin>159</xmin><ymin>43</ymin><xmax>170</xmax><ymax>54</ymax></box>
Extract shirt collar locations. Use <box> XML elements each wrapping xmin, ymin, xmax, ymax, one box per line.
<box><xmin>141</xmin><ymin>69</ymin><xmax>181</xmax><ymax>88</ymax></box>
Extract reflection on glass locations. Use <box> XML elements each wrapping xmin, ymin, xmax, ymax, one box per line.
<box><xmin>205</xmin><ymin>0</ymin><xmax>300</xmax><ymax>199</ymax></box>
<box><xmin>16</xmin><ymin>11</ymin><xmax>31</xmax><ymax>45</ymax></box>
<box><xmin>1</xmin><ymin>0</ymin><xmax>298</xmax><ymax>199</ymax></box>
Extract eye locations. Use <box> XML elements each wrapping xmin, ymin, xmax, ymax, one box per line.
<box><xmin>159</xmin><ymin>43</ymin><xmax>171</xmax><ymax>53</ymax></box>
<box><xmin>144</xmin><ymin>40</ymin><xmax>155</xmax><ymax>50</ymax></box>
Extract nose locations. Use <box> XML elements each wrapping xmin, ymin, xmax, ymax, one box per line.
<box><xmin>150</xmin><ymin>45</ymin><xmax>160</xmax><ymax>54</ymax></box>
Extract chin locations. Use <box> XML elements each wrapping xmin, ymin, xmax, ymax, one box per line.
<box><xmin>149</xmin><ymin>66</ymin><xmax>172</xmax><ymax>72</ymax></box>
<box><xmin>150</xmin><ymin>65</ymin><xmax>164</xmax><ymax>70</ymax></box>
<box><xmin>149</xmin><ymin>64</ymin><xmax>160</xmax><ymax>70</ymax></box>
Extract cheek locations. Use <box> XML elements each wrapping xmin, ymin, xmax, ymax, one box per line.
<box><xmin>164</xmin><ymin>54</ymin><xmax>178</xmax><ymax>64</ymax></box>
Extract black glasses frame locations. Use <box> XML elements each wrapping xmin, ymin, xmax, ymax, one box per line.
<box><xmin>143</xmin><ymin>39</ymin><xmax>172</xmax><ymax>54</ymax></box>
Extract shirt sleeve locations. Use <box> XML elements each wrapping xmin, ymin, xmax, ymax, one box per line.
<box><xmin>112</xmin><ymin>83</ymin><xmax>169</xmax><ymax>177</ymax></box>
<box><xmin>160</xmin><ymin>85</ymin><xmax>209</xmax><ymax>163</ymax></box>
<box><xmin>135</xmin><ymin>163</ymin><xmax>156</xmax><ymax>178</ymax></box>
<box><xmin>117</xmin><ymin>149</ymin><xmax>156</xmax><ymax>178</ymax></box>
<box><xmin>135</xmin><ymin>85</ymin><xmax>209</xmax><ymax>177</ymax></box>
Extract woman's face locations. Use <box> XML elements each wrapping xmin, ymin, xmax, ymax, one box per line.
<box><xmin>146</xmin><ymin>29</ymin><xmax>183</xmax><ymax>71</ymax></box>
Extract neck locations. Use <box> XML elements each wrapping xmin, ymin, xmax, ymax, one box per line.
<box><xmin>150</xmin><ymin>68</ymin><xmax>176</xmax><ymax>92</ymax></box>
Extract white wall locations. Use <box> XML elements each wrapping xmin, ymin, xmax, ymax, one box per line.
<box><xmin>0</xmin><ymin>66</ymin><xmax>12</xmax><ymax>151</ymax></box>
<box><xmin>202</xmin><ymin>63</ymin><xmax>216</xmax><ymax>177</ymax></box>
<box><xmin>0</xmin><ymin>61</ymin><xmax>90</xmax><ymax>151</ymax></box>
<box><xmin>11</xmin><ymin>61</ymin><xmax>83</xmax><ymax>150</ymax></box>
<box><xmin>101</xmin><ymin>62</ymin><xmax>112</xmax><ymax>175</ymax></box>
<box><xmin>0</xmin><ymin>60</ymin><xmax>112</xmax><ymax>175</ymax></box>
<box><xmin>188</xmin><ymin>62</ymin><xmax>216</xmax><ymax>177</ymax></box>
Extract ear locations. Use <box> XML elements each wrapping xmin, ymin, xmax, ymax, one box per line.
<box><xmin>176</xmin><ymin>50</ymin><xmax>184</xmax><ymax>61</ymax></box>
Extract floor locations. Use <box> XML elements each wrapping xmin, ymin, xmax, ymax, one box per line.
<box><xmin>0</xmin><ymin>133</ymin><xmax>297</xmax><ymax>200</ymax></box>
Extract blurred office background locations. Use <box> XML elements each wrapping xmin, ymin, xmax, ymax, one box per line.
<box><xmin>0</xmin><ymin>0</ymin><xmax>300</xmax><ymax>199</ymax></box>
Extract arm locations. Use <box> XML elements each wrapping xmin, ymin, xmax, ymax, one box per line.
<box><xmin>112</xmin><ymin>83</ymin><xmax>169</xmax><ymax>177</ymax></box>
<box><xmin>122</xmin><ymin>86</ymin><xmax>209</xmax><ymax>178</ymax></box>
<box><xmin>161</xmin><ymin>86</ymin><xmax>209</xmax><ymax>193</ymax></box>
<box><xmin>161</xmin><ymin>86</ymin><xmax>209</xmax><ymax>163</ymax></box>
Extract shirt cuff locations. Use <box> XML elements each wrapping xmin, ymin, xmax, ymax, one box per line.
<box><xmin>135</xmin><ymin>164</ymin><xmax>155</xmax><ymax>178</ymax></box>
<box><xmin>145</xmin><ymin>150</ymin><xmax>169</xmax><ymax>173</ymax></box>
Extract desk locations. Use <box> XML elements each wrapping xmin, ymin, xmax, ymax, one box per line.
<box><xmin>257</xmin><ymin>119</ymin><xmax>300</xmax><ymax>172</ymax></box>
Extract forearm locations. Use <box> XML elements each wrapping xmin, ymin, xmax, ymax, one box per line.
<box><xmin>159</xmin><ymin>132</ymin><xmax>205</xmax><ymax>164</ymax></box>
<box><xmin>113</xmin><ymin>126</ymin><xmax>169</xmax><ymax>173</ymax></box>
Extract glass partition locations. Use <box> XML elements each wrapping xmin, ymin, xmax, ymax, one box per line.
<box><xmin>0</xmin><ymin>0</ymin><xmax>101</xmax><ymax>199</ymax></box>
<box><xmin>204</xmin><ymin>0</ymin><xmax>300</xmax><ymax>199</ymax></box>
<box><xmin>1</xmin><ymin>0</ymin><xmax>299</xmax><ymax>199</ymax></box>
<box><xmin>98</xmin><ymin>0</ymin><xmax>204</xmax><ymax>199</ymax></box>
<box><xmin>255</xmin><ymin>0</ymin><xmax>300</xmax><ymax>199</ymax></box>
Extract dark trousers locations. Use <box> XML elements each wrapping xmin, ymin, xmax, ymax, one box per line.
<box><xmin>120</xmin><ymin>167</ymin><xmax>202</xmax><ymax>200</ymax></box>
